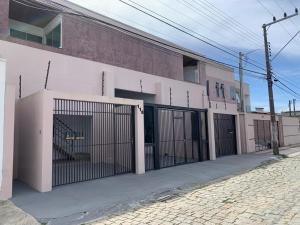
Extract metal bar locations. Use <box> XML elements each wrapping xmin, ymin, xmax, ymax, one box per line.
<box><xmin>44</xmin><ymin>60</ymin><xmax>51</xmax><ymax>90</ymax></box>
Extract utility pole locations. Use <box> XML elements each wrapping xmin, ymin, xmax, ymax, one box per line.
<box><xmin>239</xmin><ymin>52</ymin><xmax>245</xmax><ymax>112</ymax></box>
<box><xmin>293</xmin><ymin>99</ymin><xmax>296</xmax><ymax>116</ymax></box>
<box><xmin>289</xmin><ymin>100</ymin><xmax>292</xmax><ymax>116</ymax></box>
<box><xmin>262</xmin><ymin>9</ymin><xmax>298</xmax><ymax>155</ymax></box>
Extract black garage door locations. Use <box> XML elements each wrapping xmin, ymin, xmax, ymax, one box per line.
<box><xmin>214</xmin><ymin>114</ymin><xmax>237</xmax><ymax>157</ymax></box>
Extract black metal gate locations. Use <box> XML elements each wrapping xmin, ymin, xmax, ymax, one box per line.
<box><xmin>214</xmin><ymin>114</ymin><xmax>237</xmax><ymax>157</ymax></box>
<box><xmin>144</xmin><ymin>105</ymin><xmax>208</xmax><ymax>170</ymax></box>
<box><xmin>52</xmin><ymin>99</ymin><xmax>135</xmax><ymax>186</ymax></box>
<box><xmin>254</xmin><ymin>120</ymin><xmax>271</xmax><ymax>151</ymax></box>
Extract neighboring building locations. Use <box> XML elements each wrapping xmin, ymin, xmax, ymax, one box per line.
<box><xmin>0</xmin><ymin>0</ymin><xmax>297</xmax><ymax>200</ymax></box>
<box><xmin>282</xmin><ymin>111</ymin><xmax>300</xmax><ymax>117</ymax></box>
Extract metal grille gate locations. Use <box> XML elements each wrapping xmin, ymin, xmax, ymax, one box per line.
<box><xmin>158</xmin><ymin>109</ymin><xmax>200</xmax><ymax>168</ymax></box>
<box><xmin>52</xmin><ymin>99</ymin><xmax>135</xmax><ymax>186</ymax></box>
<box><xmin>254</xmin><ymin>120</ymin><xmax>271</xmax><ymax>151</ymax></box>
<box><xmin>144</xmin><ymin>105</ymin><xmax>207</xmax><ymax>170</ymax></box>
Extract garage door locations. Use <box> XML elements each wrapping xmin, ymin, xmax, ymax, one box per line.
<box><xmin>214</xmin><ymin>114</ymin><xmax>237</xmax><ymax>157</ymax></box>
<box><xmin>144</xmin><ymin>105</ymin><xmax>208</xmax><ymax>170</ymax></box>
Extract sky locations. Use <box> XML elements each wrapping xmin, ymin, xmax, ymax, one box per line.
<box><xmin>68</xmin><ymin>0</ymin><xmax>300</xmax><ymax>112</ymax></box>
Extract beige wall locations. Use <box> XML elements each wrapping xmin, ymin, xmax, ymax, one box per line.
<box><xmin>0</xmin><ymin>40</ymin><xmax>207</xmax><ymax>109</ymax></box>
<box><xmin>0</xmin><ymin>58</ymin><xmax>5</xmax><ymax>194</ymax></box>
<box><xmin>0</xmin><ymin>85</ymin><xmax>16</xmax><ymax>200</ymax></box>
<box><xmin>282</xmin><ymin>116</ymin><xmax>300</xmax><ymax>146</ymax></box>
<box><xmin>240</xmin><ymin>113</ymin><xmax>281</xmax><ymax>153</ymax></box>
<box><xmin>0</xmin><ymin>59</ymin><xmax>16</xmax><ymax>200</ymax></box>
<box><xmin>17</xmin><ymin>90</ymin><xmax>144</xmax><ymax>192</ymax></box>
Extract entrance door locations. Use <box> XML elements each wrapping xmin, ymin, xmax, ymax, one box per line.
<box><xmin>214</xmin><ymin>114</ymin><xmax>237</xmax><ymax>157</ymax></box>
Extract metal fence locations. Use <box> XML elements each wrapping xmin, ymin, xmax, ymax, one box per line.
<box><xmin>52</xmin><ymin>99</ymin><xmax>135</xmax><ymax>186</ymax></box>
<box><xmin>254</xmin><ymin>120</ymin><xmax>272</xmax><ymax>151</ymax></box>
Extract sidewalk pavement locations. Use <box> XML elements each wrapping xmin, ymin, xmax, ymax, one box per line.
<box><xmin>8</xmin><ymin>146</ymin><xmax>300</xmax><ymax>225</ymax></box>
<box><xmin>0</xmin><ymin>200</ymin><xmax>39</xmax><ymax>225</ymax></box>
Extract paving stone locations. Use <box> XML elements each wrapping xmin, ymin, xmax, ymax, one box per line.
<box><xmin>89</xmin><ymin>156</ymin><xmax>300</xmax><ymax>225</ymax></box>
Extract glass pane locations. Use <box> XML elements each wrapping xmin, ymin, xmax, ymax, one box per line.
<box><xmin>10</xmin><ymin>29</ymin><xmax>26</xmax><ymax>40</ymax></box>
<box><xmin>46</xmin><ymin>32</ymin><xmax>53</xmax><ymax>46</ymax></box>
<box><xmin>52</xmin><ymin>24</ymin><xmax>61</xmax><ymax>48</ymax></box>
<box><xmin>27</xmin><ymin>33</ymin><xmax>43</xmax><ymax>44</ymax></box>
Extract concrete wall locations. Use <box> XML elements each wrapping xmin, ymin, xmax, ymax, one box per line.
<box><xmin>0</xmin><ymin>40</ymin><xmax>207</xmax><ymax>109</ymax></box>
<box><xmin>0</xmin><ymin>85</ymin><xmax>15</xmax><ymax>200</ymax></box>
<box><xmin>240</xmin><ymin>113</ymin><xmax>281</xmax><ymax>153</ymax></box>
<box><xmin>0</xmin><ymin>59</ymin><xmax>5</xmax><ymax>194</ymax></box>
<box><xmin>0</xmin><ymin>55</ymin><xmax>16</xmax><ymax>200</ymax></box>
<box><xmin>282</xmin><ymin>116</ymin><xmax>300</xmax><ymax>146</ymax></box>
<box><xmin>17</xmin><ymin>90</ymin><xmax>144</xmax><ymax>192</ymax></box>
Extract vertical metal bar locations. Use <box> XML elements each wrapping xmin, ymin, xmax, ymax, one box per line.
<box><xmin>172</xmin><ymin>110</ymin><xmax>176</xmax><ymax>166</ymax></box>
<box><xmin>131</xmin><ymin>106</ymin><xmax>135</xmax><ymax>172</ymax></box>
<box><xmin>154</xmin><ymin>106</ymin><xmax>160</xmax><ymax>169</ymax></box>
<box><xmin>183</xmin><ymin>111</ymin><xmax>187</xmax><ymax>164</ymax></box>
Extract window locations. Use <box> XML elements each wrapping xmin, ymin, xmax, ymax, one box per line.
<box><xmin>216</xmin><ymin>82</ymin><xmax>220</xmax><ymax>97</ymax></box>
<box><xmin>46</xmin><ymin>24</ymin><xmax>61</xmax><ymax>48</ymax></box>
<box><xmin>220</xmin><ymin>84</ymin><xmax>225</xmax><ymax>98</ymax></box>
<box><xmin>206</xmin><ymin>80</ymin><xmax>210</xmax><ymax>96</ymax></box>
<box><xmin>183</xmin><ymin>56</ymin><xmax>199</xmax><ymax>83</ymax></box>
<box><xmin>10</xmin><ymin>29</ymin><xmax>43</xmax><ymax>44</ymax></box>
<box><xmin>230</xmin><ymin>86</ymin><xmax>237</xmax><ymax>101</ymax></box>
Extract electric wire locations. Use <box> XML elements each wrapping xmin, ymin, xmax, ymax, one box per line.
<box><xmin>178</xmin><ymin>0</ymin><xmax>262</xmax><ymax>48</ymax></box>
<box><xmin>272</xmin><ymin>30</ymin><xmax>300</xmax><ymax>61</ymax></box>
<box><xmin>12</xmin><ymin>0</ymin><xmax>300</xmax><ymax>98</ymax></box>
<box><xmin>194</xmin><ymin>0</ymin><xmax>263</xmax><ymax>44</ymax></box>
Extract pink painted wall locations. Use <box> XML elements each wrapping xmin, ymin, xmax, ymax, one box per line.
<box><xmin>0</xmin><ymin>85</ymin><xmax>15</xmax><ymax>200</ymax></box>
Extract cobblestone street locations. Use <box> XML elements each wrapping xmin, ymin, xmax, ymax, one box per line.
<box><xmin>89</xmin><ymin>155</ymin><xmax>300</xmax><ymax>225</ymax></box>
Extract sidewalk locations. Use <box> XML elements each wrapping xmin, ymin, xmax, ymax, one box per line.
<box><xmin>0</xmin><ymin>201</ymin><xmax>39</xmax><ymax>225</ymax></box>
<box><xmin>11</xmin><ymin>147</ymin><xmax>299</xmax><ymax>225</ymax></box>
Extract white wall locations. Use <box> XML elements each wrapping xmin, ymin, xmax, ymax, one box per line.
<box><xmin>0</xmin><ymin>59</ymin><xmax>6</xmax><ymax>189</ymax></box>
<box><xmin>282</xmin><ymin>116</ymin><xmax>300</xmax><ymax>146</ymax></box>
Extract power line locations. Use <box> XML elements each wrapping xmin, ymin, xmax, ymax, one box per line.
<box><xmin>119</xmin><ymin>0</ymin><xmax>268</xmax><ymax>73</ymax></box>
<box><xmin>195</xmin><ymin>0</ymin><xmax>263</xmax><ymax>44</ymax></box>
<box><xmin>15</xmin><ymin>0</ymin><xmax>300</xmax><ymax>99</ymax></box>
<box><xmin>178</xmin><ymin>0</ymin><xmax>262</xmax><ymax>48</ymax></box>
<box><xmin>272</xmin><ymin>30</ymin><xmax>300</xmax><ymax>61</ymax></box>
<box><xmin>274</xmin><ymin>83</ymin><xmax>300</xmax><ymax>99</ymax></box>
<box><xmin>126</xmin><ymin>0</ymin><xmax>239</xmax><ymax>55</ymax></box>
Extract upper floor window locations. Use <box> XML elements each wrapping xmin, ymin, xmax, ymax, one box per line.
<box><xmin>9</xmin><ymin>0</ymin><xmax>62</xmax><ymax>48</ymax></box>
<box><xmin>46</xmin><ymin>24</ymin><xmax>62</xmax><ymax>48</ymax></box>
<box><xmin>216</xmin><ymin>82</ymin><xmax>220</xmax><ymax>97</ymax></box>
<box><xmin>10</xmin><ymin>29</ymin><xmax>43</xmax><ymax>44</ymax></box>
<box><xmin>230</xmin><ymin>86</ymin><xmax>237</xmax><ymax>101</ymax></box>
<box><xmin>220</xmin><ymin>84</ymin><xmax>225</xmax><ymax>98</ymax></box>
<box><xmin>183</xmin><ymin>56</ymin><xmax>199</xmax><ymax>83</ymax></box>
<box><xmin>206</xmin><ymin>80</ymin><xmax>210</xmax><ymax>96</ymax></box>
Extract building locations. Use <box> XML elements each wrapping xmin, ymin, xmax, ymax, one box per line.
<box><xmin>0</xmin><ymin>0</ymin><xmax>297</xmax><ymax>200</ymax></box>
<box><xmin>282</xmin><ymin>111</ymin><xmax>300</xmax><ymax>117</ymax></box>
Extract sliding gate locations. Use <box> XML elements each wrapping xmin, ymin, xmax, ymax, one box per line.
<box><xmin>144</xmin><ymin>105</ymin><xmax>208</xmax><ymax>170</ymax></box>
<box><xmin>52</xmin><ymin>99</ymin><xmax>135</xmax><ymax>186</ymax></box>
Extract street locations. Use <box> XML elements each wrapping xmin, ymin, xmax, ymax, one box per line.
<box><xmin>90</xmin><ymin>154</ymin><xmax>300</xmax><ymax>225</ymax></box>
